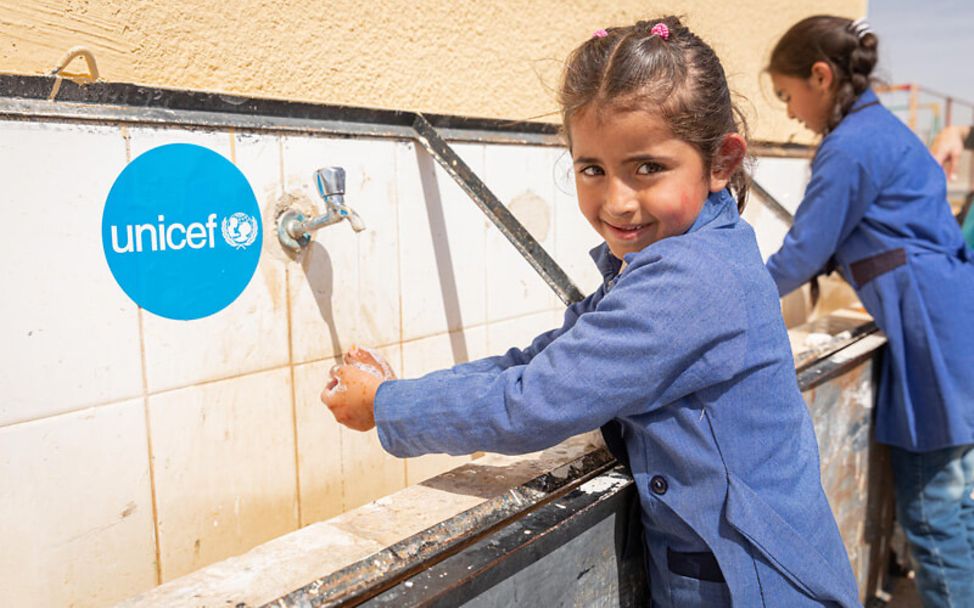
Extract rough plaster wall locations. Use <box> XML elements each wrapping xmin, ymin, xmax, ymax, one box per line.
<box><xmin>1</xmin><ymin>1</ymin><xmax>864</xmax><ymax>141</ymax></box>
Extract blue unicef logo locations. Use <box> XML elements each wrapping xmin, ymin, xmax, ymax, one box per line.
<box><xmin>102</xmin><ymin>143</ymin><xmax>262</xmax><ymax>320</ymax></box>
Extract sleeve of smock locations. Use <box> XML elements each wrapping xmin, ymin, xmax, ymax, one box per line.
<box><xmin>766</xmin><ymin>146</ymin><xmax>880</xmax><ymax>296</ymax></box>
<box><xmin>374</xmin><ymin>244</ymin><xmax>747</xmax><ymax>457</ymax></box>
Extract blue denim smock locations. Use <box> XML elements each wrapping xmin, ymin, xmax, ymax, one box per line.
<box><xmin>375</xmin><ymin>189</ymin><xmax>860</xmax><ymax>607</ymax></box>
<box><xmin>767</xmin><ymin>89</ymin><xmax>974</xmax><ymax>452</ymax></box>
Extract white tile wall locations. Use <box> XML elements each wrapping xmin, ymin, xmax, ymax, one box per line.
<box><xmin>0</xmin><ymin>399</ymin><xmax>157</xmax><ymax>607</ymax></box>
<box><xmin>745</xmin><ymin>156</ymin><xmax>812</xmax><ymax>262</ymax></box>
<box><xmin>0</xmin><ymin>121</ymin><xmax>143</xmax><ymax>426</ymax></box>
<box><xmin>483</xmin><ymin>144</ymin><xmax>562</xmax><ymax>322</ymax></box>
<box><xmin>743</xmin><ymin>191</ymin><xmax>790</xmax><ymax>262</ymax></box>
<box><xmin>397</xmin><ymin>141</ymin><xmax>488</xmax><ymax>342</ymax></box>
<box><xmin>400</xmin><ymin>326</ymin><xmax>489</xmax><ymax>484</ymax></box>
<box><xmin>549</xmin><ymin>145</ymin><xmax>604</xmax><ymax>297</ymax></box>
<box><xmin>129</xmin><ymin>128</ymin><xmax>292</xmax><ymax>392</ymax></box>
<box><xmin>485</xmin><ymin>310</ymin><xmax>564</xmax><ymax>357</ymax></box>
<box><xmin>285</xmin><ymin>136</ymin><xmax>402</xmax><ymax>363</ymax></box>
<box><xmin>339</xmin><ymin>344</ymin><xmax>407</xmax><ymax>511</ymax></box>
<box><xmin>293</xmin><ymin>358</ymin><xmax>345</xmax><ymax>524</ymax></box>
<box><xmin>148</xmin><ymin>368</ymin><xmax>298</xmax><ymax>581</ymax></box>
<box><xmin>751</xmin><ymin>156</ymin><xmax>812</xmax><ymax>216</ymax></box>
<box><xmin>293</xmin><ymin>343</ymin><xmax>407</xmax><ymax>524</ymax></box>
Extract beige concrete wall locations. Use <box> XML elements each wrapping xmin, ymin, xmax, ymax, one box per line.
<box><xmin>2</xmin><ymin>1</ymin><xmax>864</xmax><ymax>142</ymax></box>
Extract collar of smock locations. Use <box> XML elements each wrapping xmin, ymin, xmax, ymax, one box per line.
<box><xmin>588</xmin><ymin>188</ymin><xmax>738</xmax><ymax>281</ymax></box>
<box><xmin>851</xmin><ymin>88</ymin><xmax>878</xmax><ymax>112</ymax></box>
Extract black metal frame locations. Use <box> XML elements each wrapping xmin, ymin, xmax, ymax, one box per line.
<box><xmin>361</xmin><ymin>466</ymin><xmax>645</xmax><ymax>608</ymax></box>
<box><xmin>411</xmin><ymin>114</ymin><xmax>584</xmax><ymax>305</ymax></box>
<box><xmin>260</xmin><ymin>449</ymin><xmax>618</xmax><ymax>608</ymax></box>
<box><xmin>1</xmin><ymin>74</ymin><xmax>815</xmax><ymax>306</ymax></box>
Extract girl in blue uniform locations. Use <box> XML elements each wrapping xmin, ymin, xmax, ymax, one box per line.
<box><xmin>323</xmin><ymin>16</ymin><xmax>860</xmax><ymax>607</ymax></box>
<box><xmin>765</xmin><ymin>15</ymin><xmax>974</xmax><ymax>608</ymax></box>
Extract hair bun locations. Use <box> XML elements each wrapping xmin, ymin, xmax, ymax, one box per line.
<box><xmin>859</xmin><ymin>31</ymin><xmax>878</xmax><ymax>51</ymax></box>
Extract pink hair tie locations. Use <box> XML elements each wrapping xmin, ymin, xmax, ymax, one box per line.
<box><xmin>592</xmin><ymin>28</ymin><xmax>608</xmax><ymax>39</ymax></box>
<box><xmin>650</xmin><ymin>22</ymin><xmax>670</xmax><ymax>40</ymax></box>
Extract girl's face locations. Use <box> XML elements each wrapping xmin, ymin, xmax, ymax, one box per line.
<box><xmin>770</xmin><ymin>63</ymin><xmax>835</xmax><ymax>134</ymax></box>
<box><xmin>569</xmin><ymin>107</ymin><xmax>727</xmax><ymax>260</ymax></box>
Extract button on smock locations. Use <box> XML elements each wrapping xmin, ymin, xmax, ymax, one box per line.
<box><xmin>650</xmin><ymin>475</ymin><xmax>668</xmax><ymax>495</ymax></box>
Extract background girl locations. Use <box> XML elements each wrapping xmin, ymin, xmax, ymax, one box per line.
<box><xmin>324</xmin><ymin>15</ymin><xmax>860</xmax><ymax>607</ymax></box>
<box><xmin>765</xmin><ymin>15</ymin><xmax>974</xmax><ymax>608</ymax></box>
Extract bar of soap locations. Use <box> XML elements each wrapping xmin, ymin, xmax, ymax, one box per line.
<box><xmin>805</xmin><ymin>332</ymin><xmax>832</xmax><ymax>348</ymax></box>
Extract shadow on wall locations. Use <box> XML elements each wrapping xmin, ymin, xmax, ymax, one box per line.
<box><xmin>295</xmin><ymin>146</ymin><xmax>477</xmax><ymax>362</ymax></box>
<box><xmin>415</xmin><ymin>146</ymin><xmax>469</xmax><ymax>362</ymax></box>
<box><xmin>300</xmin><ymin>242</ymin><xmax>343</xmax><ymax>358</ymax></box>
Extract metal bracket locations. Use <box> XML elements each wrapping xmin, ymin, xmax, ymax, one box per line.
<box><xmin>412</xmin><ymin>113</ymin><xmax>585</xmax><ymax>306</ymax></box>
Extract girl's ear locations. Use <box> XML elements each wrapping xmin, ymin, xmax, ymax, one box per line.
<box><xmin>709</xmin><ymin>134</ymin><xmax>747</xmax><ymax>192</ymax></box>
<box><xmin>809</xmin><ymin>60</ymin><xmax>834</xmax><ymax>92</ymax></box>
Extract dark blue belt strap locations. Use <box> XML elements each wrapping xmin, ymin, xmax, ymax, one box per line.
<box><xmin>849</xmin><ymin>247</ymin><xmax>906</xmax><ymax>287</ymax></box>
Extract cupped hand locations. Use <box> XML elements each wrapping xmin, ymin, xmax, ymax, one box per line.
<box><xmin>320</xmin><ymin>360</ymin><xmax>381</xmax><ymax>431</ymax></box>
<box><xmin>343</xmin><ymin>344</ymin><xmax>397</xmax><ymax>380</ymax></box>
<box><xmin>320</xmin><ymin>345</ymin><xmax>396</xmax><ymax>431</ymax></box>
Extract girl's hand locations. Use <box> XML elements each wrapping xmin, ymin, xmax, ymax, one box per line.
<box><xmin>343</xmin><ymin>345</ymin><xmax>397</xmax><ymax>381</ymax></box>
<box><xmin>931</xmin><ymin>125</ymin><xmax>969</xmax><ymax>181</ymax></box>
<box><xmin>320</xmin><ymin>345</ymin><xmax>396</xmax><ymax>432</ymax></box>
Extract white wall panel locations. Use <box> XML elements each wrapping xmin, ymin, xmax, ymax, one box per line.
<box><xmin>0</xmin><ymin>121</ymin><xmax>142</xmax><ymax>426</ymax></box>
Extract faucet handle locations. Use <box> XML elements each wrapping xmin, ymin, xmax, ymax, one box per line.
<box><xmin>314</xmin><ymin>166</ymin><xmax>345</xmax><ymax>199</ymax></box>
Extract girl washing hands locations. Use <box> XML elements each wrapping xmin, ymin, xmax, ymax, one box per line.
<box><xmin>323</xmin><ymin>16</ymin><xmax>859</xmax><ymax>607</ymax></box>
<box><xmin>765</xmin><ymin>16</ymin><xmax>974</xmax><ymax>607</ymax></box>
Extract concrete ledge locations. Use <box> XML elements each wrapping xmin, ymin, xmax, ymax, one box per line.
<box><xmin>117</xmin><ymin>433</ymin><xmax>610</xmax><ymax>607</ymax></box>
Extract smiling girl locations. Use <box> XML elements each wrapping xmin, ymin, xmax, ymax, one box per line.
<box><xmin>322</xmin><ymin>16</ymin><xmax>860</xmax><ymax>607</ymax></box>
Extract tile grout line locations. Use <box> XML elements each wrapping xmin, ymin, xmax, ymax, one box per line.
<box><xmin>280</xmin><ymin>136</ymin><xmax>304</xmax><ymax>529</ymax></box>
<box><xmin>0</xmin><ymin>304</ymin><xmax>566</xmax><ymax>433</ymax></box>
<box><xmin>124</xmin><ymin>123</ymin><xmax>164</xmax><ymax>586</ymax></box>
<box><xmin>286</xmin><ymin>264</ymin><xmax>304</xmax><ymax>528</ymax></box>
<box><xmin>395</xmin><ymin>143</ymin><xmax>408</xmax><ymax>488</ymax></box>
<box><xmin>139</xmin><ymin>305</ymin><xmax>164</xmax><ymax>587</ymax></box>
<box><xmin>482</xmin><ymin>145</ymin><xmax>491</xmax><ymax>352</ymax></box>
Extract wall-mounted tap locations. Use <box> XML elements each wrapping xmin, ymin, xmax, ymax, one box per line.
<box><xmin>278</xmin><ymin>166</ymin><xmax>366</xmax><ymax>251</ymax></box>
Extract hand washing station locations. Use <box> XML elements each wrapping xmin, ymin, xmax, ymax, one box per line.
<box><xmin>119</xmin><ymin>311</ymin><xmax>892</xmax><ymax>608</ymax></box>
<box><xmin>0</xmin><ymin>76</ymin><xmax>894</xmax><ymax>607</ymax></box>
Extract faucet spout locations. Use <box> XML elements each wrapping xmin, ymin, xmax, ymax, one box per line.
<box><xmin>333</xmin><ymin>200</ymin><xmax>366</xmax><ymax>232</ymax></box>
<box><xmin>345</xmin><ymin>209</ymin><xmax>366</xmax><ymax>232</ymax></box>
<box><xmin>276</xmin><ymin>166</ymin><xmax>367</xmax><ymax>251</ymax></box>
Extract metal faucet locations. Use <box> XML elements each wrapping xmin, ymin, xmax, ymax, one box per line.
<box><xmin>277</xmin><ymin>166</ymin><xmax>366</xmax><ymax>251</ymax></box>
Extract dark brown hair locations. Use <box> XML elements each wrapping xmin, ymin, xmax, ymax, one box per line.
<box><xmin>767</xmin><ymin>15</ymin><xmax>879</xmax><ymax>134</ymax></box>
<box><xmin>558</xmin><ymin>15</ymin><xmax>750</xmax><ymax>209</ymax></box>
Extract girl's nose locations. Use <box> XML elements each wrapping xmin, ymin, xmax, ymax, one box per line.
<box><xmin>605</xmin><ymin>179</ymin><xmax>638</xmax><ymax>215</ymax></box>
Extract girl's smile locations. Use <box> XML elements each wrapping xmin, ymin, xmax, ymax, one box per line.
<box><xmin>604</xmin><ymin>221</ymin><xmax>652</xmax><ymax>241</ymax></box>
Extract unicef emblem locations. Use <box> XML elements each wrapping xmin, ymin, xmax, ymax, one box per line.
<box><xmin>221</xmin><ymin>212</ymin><xmax>259</xmax><ymax>249</ymax></box>
<box><xmin>102</xmin><ymin>143</ymin><xmax>262</xmax><ymax>320</ymax></box>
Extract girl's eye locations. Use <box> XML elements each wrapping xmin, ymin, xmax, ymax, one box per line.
<box><xmin>636</xmin><ymin>162</ymin><xmax>664</xmax><ymax>175</ymax></box>
<box><xmin>580</xmin><ymin>165</ymin><xmax>604</xmax><ymax>177</ymax></box>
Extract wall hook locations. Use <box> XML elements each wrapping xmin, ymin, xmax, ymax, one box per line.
<box><xmin>48</xmin><ymin>46</ymin><xmax>100</xmax><ymax>100</ymax></box>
